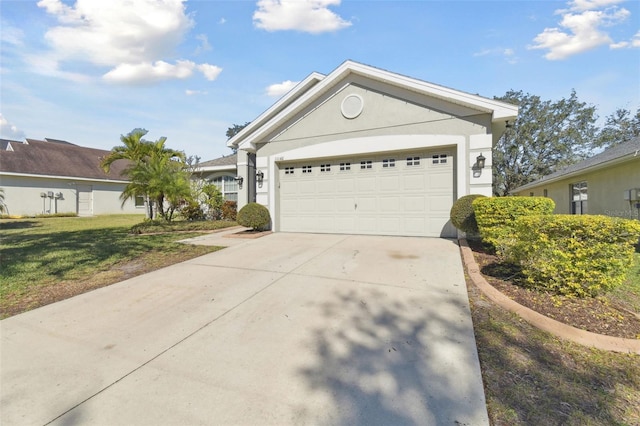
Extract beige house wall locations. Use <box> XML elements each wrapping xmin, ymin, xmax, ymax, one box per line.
<box><xmin>514</xmin><ymin>159</ymin><xmax>640</xmax><ymax>220</ymax></box>
<box><xmin>0</xmin><ymin>174</ymin><xmax>141</xmax><ymax>216</ymax></box>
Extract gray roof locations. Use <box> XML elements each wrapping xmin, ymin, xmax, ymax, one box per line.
<box><xmin>0</xmin><ymin>138</ymin><xmax>130</xmax><ymax>181</ymax></box>
<box><xmin>198</xmin><ymin>153</ymin><xmax>237</xmax><ymax>168</ymax></box>
<box><xmin>515</xmin><ymin>137</ymin><xmax>640</xmax><ymax>191</ymax></box>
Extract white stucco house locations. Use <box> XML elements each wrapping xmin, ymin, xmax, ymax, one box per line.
<box><xmin>226</xmin><ymin>61</ymin><xmax>518</xmax><ymax>237</ymax></box>
<box><xmin>0</xmin><ymin>138</ymin><xmax>140</xmax><ymax>217</ymax></box>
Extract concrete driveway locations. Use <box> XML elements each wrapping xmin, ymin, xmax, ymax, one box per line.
<box><xmin>1</xmin><ymin>231</ymin><xmax>488</xmax><ymax>425</ymax></box>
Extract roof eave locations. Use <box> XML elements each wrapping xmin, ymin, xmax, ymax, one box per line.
<box><xmin>235</xmin><ymin>61</ymin><xmax>519</xmax><ymax>151</ymax></box>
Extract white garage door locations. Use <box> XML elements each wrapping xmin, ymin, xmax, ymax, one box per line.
<box><xmin>278</xmin><ymin>149</ymin><xmax>455</xmax><ymax>237</ymax></box>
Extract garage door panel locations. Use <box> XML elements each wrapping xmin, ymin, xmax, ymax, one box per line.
<box><xmin>279</xmin><ymin>149</ymin><xmax>454</xmax><ymax>237</ymax></box>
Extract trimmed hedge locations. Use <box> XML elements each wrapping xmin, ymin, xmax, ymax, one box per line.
<box><xmin>473</xmin><ymin>196</ymin><xmax>555</xmax><ymax>257</ymax></box>
<box><xmin>450</xmin><ymin>194</ymin><xmax>486</xmax><ymax>237</ymax></box>
<box><xmin>513</xmin><ymin>215</ymin><xmax>640</xmax><ymax>297</ymax></box>
<box><xmin>237</xmin><ymin>202</ymin><xmax>270</xmax><ymax>231</ymax></box>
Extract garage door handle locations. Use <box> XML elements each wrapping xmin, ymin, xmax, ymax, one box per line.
<box><xmin>355</xmin><ymin>203</ymin><xmax>357</xmax><ymax>210</ymax></box>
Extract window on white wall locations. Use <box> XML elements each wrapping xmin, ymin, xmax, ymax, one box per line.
<box><xmin>134</xmin><ymin>195</ymin><xmax>145</xmax><ymax>207</ymax></box>
<box><xmin>211</xmin><ymin>175</ymin><xmax>239</xmax><ymax>202</ymax></box>
<box><xmin>571</xmin><ymin>181</ymin><xmax>588</xmax><ymax>214</ymax></box>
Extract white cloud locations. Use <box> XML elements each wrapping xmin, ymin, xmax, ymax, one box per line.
<box><xmin>195</xmin><ymin>34</ymin><xmax>212</xmax><ymax>54</ymax></box>
<box><xmin>185</xmin><ymin>89</ymin><xmax>207</xmax><ymax>96</ymax></box>
<box><xmin>530</xmin><ymin>1</ymin><xmax>632</xmax><ymax>60</ymax></box>
<box><xmin>472</xmin><ymin>48</ymin><xmax>518</xmax><ymax>64</ymax></box>
<box><xmin>266</xmin><ymin>80</ymin><xmax>299</xmax><ymax>97</ymax></box>
<box><xmin>253</xmin><ymin>0</ymin><xmax>351</xmax><ymax>33</ymax></box>
<box><xmin>0</xmin><ymin>23</ymin><xmax>24</xmax><ymax>46</ymax></box>
<box><xmin>35</xmin><ymin>0</ymin><xmax>222</xmax><ymax>84</ymax></box>
<box><xmin>568</xmin><ymin>0</ymin><xmax>625</xmax><ymax>12</ymax></box>
<box><xmin>197</xmin><ymin>64</ymin><xmax>223</xmax><ymax>81</ymax></box>
<box><xmin>0</xmin><ymin>113</ymin><xmax>26</xmax><ymax>140</ymax></box>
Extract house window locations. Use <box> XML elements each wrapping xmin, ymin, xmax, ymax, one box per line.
<box><xmin>432</xmin><ymin>154</ymin><xmax>447</xmax><ymax>164</ymax></box>
<box><xmin>340</xmin><ymin>162</ymin><xmax>351</xmax><ymax>171</ymax></box>
<box><xmin>320</xmin><ymin>164</ymin><xmax>331</xmax><ymax>172</ymax></box>
<box><xmin>571</xmin><ymin>181</ymin><xmax>588</xmax><ymax>215</ymax></box>
<box><xmin>406</xmin><ymin>156</ymin><xmax>420</xmax><ymax>166</ymax></box>
<box><xmin>360</xmin><ymin>160</ymin><xmax>372</xmax><ymax>169</ymax></box>
<box><xmin>382</xmin><ymin>159</ymin><xmax>395</xmax><ymax>168</ymax></box>
<box><xmin>543</xmin><ymin>189</ymin><xmax>548</xmax><ymax>197</ymax></box>
<box><xmin>302</xmin><ymin>165</ymin><xmax>312</xmax><ymax>174</ymax></box>
<box><xmin>134</xmin><ymin>195</ymin><xmax>145</xmax><ymax>207</ymax></box>
<box><xmin>211</xmin><ymin>175</ymin><xmax>239</xmax><ymax>202</ymax></box>
<box><xmin>284</xmin><ymin>167</ymin><xmax>294</xmax><ymax>175</ymax></box>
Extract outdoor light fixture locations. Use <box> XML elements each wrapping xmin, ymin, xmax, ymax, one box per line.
<box><xmin>505</xmin><ymin>120</ymin><xmax>514</xmax><ymax>128</ymax></box>
<box><xmin>256</xmin><ymin>170</ymin><xmax>264</xmax><ymax>183</ymax></box>
<box><xmin>475</xmin><ymin>153</ymin><xmax>486</xmax><ymax>169</ymax></box>
<box><xmin>234</xmin><ymin>176</ymin><xmax>244</xmax><ymax>188</ymax></box>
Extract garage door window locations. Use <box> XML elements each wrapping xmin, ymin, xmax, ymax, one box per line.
<box><xmin>320</xmin><ymin>164</ymin><xmax>331</xmax><ymax>172</ymax></box>
<box><xmin>340</xmin><ymin>162</ymin><xmax>351</xmax><ymax>171</ymax></box>
<box><xmin>360</xmin><ymin>160</ymin><xmax>373</xmax><ymax>169</ymax></box>
<box><xmin>432</xmin><ymin>154</ymin><xmax>447</xmax><ymax>164</ymax></box>
<box><xmin>382</xmin><ymin>159</ymin><xmax>396</xmax><ymax>168</ymax></box>
<box><xmin>285</xmin><ymin>167</ymin><xmax>294</xmax><ymax>175</ymax></box>
<box><xmin>406</xmin><ymin>156</ymin><xmax>420</xmax><ymax>166</ymax></box>
<box><xmin>302</xmin><ymin>166</ymin><xmax>312</xmax><ymax>174</ymax></box>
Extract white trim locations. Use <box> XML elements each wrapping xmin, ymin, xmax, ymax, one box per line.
<box><xmin>0</xmin><ymin>171</ymin><xmax>128</xmax><ymax>184</ymax></box>
<box><xmin>234</xmin><ymin>61</ymin><xmax>517</xmax><ymax>151</ymax></box>
<box><xmin>196</xmin><ymin>164</ymin><xmax>237</xmax><ymax>173</ymax></box>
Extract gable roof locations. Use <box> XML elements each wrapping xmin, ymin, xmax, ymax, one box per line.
<box><xmin>514</xmin><ymin>137</ymin><xmax>640</xmax><ymax>192</ymax></box>
<box><xmin>198</xmin><ymin>153</ymin><xmax>237</xmax><ymax>169</ymax></box>
<box><xmin>0</xmin><ymin>138</ymin><xmax>130</xmax><ymax>181</ymax></box>
<box><xmin>228</xmin><ymin>60</ymin><xmax>518</xmax><ymax>152</ymax></box>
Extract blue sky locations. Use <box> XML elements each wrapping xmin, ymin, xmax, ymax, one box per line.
<box><xmin>1</xmin><ymin>0</ymin><xmax>638</xmax><ymax>160</ymax></box>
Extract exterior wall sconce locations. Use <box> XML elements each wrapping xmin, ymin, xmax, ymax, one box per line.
<box><xmin>472</xmin><ymin>153</ymin><xmax>486</xmax><ymax>178</ymax></box>
<box><xmin>234</xmin><ymin>176</ymin><xmax>244</xmax><ymax>188</ymax></box>
<box><xmin>256</xmin><ymin>170</ymin><xmax>264</xmax><ymax>188</ymax></box>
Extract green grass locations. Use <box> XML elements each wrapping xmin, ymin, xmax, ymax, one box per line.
<box><xmin>610</xmin><ymin>252</ymin><xmax>640</xmax><ymax>314</ymax></box>
<box><xmin>0</xmin><ymin>215</ymin><xmax>236</xmax><ymax>317</ymax></box>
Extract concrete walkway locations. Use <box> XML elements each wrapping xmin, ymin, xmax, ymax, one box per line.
<box><xmin>1</xmin><ymin>231</ymin><xmax>488</xmax><ymax>425</ymax></box>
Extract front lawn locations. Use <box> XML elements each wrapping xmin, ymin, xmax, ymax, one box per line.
<box><xmin>0</xmin><ymin>215</ymin><xmax>236</xmax><ymax>318</ymax></box>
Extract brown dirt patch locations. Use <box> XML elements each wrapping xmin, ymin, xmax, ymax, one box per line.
<box><xmin>467</xmin><ymin>239</ymin><xmax>640</xmax><ymax>340</ymax></box>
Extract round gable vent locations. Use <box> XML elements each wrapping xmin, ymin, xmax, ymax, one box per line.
<box><xmin>341</xmin><ymin>94</ymin><xmax>364</xmax><ymax>119</ymax></box>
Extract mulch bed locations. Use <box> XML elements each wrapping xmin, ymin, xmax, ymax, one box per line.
<box><xmin>467</xmin><ymin>239</ymin><xmax>640</xmax><ymax>340</ymax></box>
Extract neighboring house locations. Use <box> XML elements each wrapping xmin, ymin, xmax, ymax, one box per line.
<box><xmin>513</xmin><ymin>137</ymin><xmax>640</xmax><ymax>220</ymax></box>
<box><xmin>227</xmin><ymin>60</ymin><xmax>518</xmax><ymax>237</ymax></box>
<box><xmin>192</xmin><ymin>153</ymin><xmax>239</xmax><ymax>202</ymax></box>
<box><xmin>0</xmin><ymin>138</ymin><xmax>141</xmax><ymax>217</ymax></box>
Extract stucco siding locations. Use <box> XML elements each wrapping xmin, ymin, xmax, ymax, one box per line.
<box><xmin>257</xmin><ymin>80</ymin><xmax>491</xmax><ymax>158</ymax></box>
<box><xmin>515</xmin><ymin>159</ymin><xmax>640</xmax><ymax>219</ymax></box>
<box><xmin>1</xmin><ymin>175</ymin><xmax>140</xmax><ymax>216</ymax></box>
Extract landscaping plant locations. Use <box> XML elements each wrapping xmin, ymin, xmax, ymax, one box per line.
<box><xmin>512</xmin><ymin>214</ymin><xmax>640</xmax><ymax>297</ymax></box>
<box><xmin>237</xmin><ymin>202</ymin><xmax>270</xmax><ymax>231</ymax></box>
<box><xmin>450</xmin><ymin>194</ymin><xmax>486</xmax><ymax>238</ymax></box>
<box><xmin>473</xmin><ymin>196</ymin><xmax>555</xmax><ymax>258</ymax></box>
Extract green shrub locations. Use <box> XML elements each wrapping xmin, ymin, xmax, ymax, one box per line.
<box><xmin>513</xmin><ymin>215</ymin><xmax>640</xmax><ymax>297</ymax></box>
<box><xmin>450</xmin><ymin>194</ymin><xmax>486</xmax><ymax>237</ymax></box>
<box><xmin>222</xmin><ymin>200</ymin><xmax>237</xmax><ymax>221</ymax></box>
<box><xmin>237</xmin><ymin>203</ymin><xmax>270</xmax><ymax>231</ymax></box>
<box><xmin>180</xmin><ymin>200</ymin><xmax>205</xmax><ymax>221</ymax></box>
<box><xmin>473</xmin><ymin>196</ymin><xmax>555</xmax><ymax>258</ymax></box>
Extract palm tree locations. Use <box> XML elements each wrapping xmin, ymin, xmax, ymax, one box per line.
<box><xmin>104</xmin><ymin>129</ymin><xmax>186</xmax><ymax>219</ymax></box>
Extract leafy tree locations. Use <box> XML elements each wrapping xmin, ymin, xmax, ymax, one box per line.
<box><xmin>226</xmin><ymin>122</ymin><xmax>250</xmax><ymax>140</ymax></box>
<box><xmin>597</xmin><ymin>108</ymin><xmax>640</xmax><ymax>148</ymax></box>
<box><xmin>492</xmin><ymin>90</ymin><xmax>598</xmax><ymax>196</ymax></box>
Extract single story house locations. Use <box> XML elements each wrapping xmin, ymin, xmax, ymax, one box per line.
<box><xmin>513</xmin><ymin>137</ymin><xmax>640</xmax><ymax>220</ymax></box>
<box><xmin>0</xmin><ymin>138</ymin><xmax>140</xmax><ymax>217</ymax></box>
<box><xmin>226</xmin><ymin>60</ymin><xmax>518</xmax><ymax>237</ymax></box>
<box><xmin>192</xmin><ymin>153</ymin><xmax>239</xmax><ymax>202</ymax></box>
